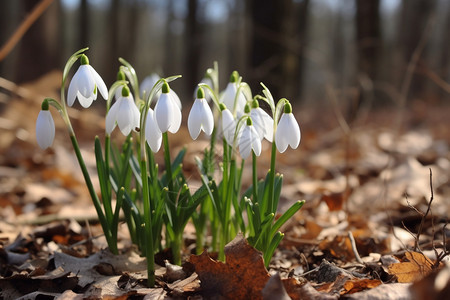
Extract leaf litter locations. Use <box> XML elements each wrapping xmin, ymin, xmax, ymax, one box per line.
<box><xmin>0</xmin><ymin>73</ymin><xmax>450</xmax><ymax>299</ymax></box>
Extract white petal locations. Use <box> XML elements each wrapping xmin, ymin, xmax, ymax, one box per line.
<box><xmin>220</xmin><ymin>82</ymin><xmax>237</xmax><ymax>110</ymax></box>
<box><xmin>221</xmin><ymin>109</ymin><xmax>236</xmax><ymax>145</ymax></box>
<box><xmin>250</xmin><ymin>126</ymin><xmax>262</xmax><ymax>156</ymax></box>
<box><xmin>116</xmin><ymin>97</ymin><xmax>135</xmax><ymax>136</ymax></box>
<box><xmin>145</xmin><ymin>109</ymin><xmax>162</xmax><ymax>152</ymax></box>
<box><xmin>188</xmin><ymin>99</ymin><xmax>203</xmax><ymax>140</ymax></box>
<box><xmin>131</xmin><ymin>100</ymin><xmax>141</xmax><ymax>131</ymax></box>
<box><xmin>154</xmin><ymin>93</ymin><xmax>172</xmax><ymax>133</ymax></box>
<box><xmin>105</xmin><ymin>100</ymin><xmax>120</xmax><ymax>134</ymax></box>
<box><xmin>77</xmin><ymin>91</ymin><xmax>95</xmax><ymax>108</ymax></box>
<box><xmin>170</xmin><ymin>90</ymin><xmax>182</xmax><ymax>109</ymax></box>
<box><xmin>88</xmin><ymin>65</ymin><xmax>108</xmax><ymax>100</ymax></box>
<box><xmin>67</xmin><ymin>75</ymin><xmax>78</xmax><ymax>107</ymax></box>
<box><xmin>76</xmin><ymin>65</ymin><xmax>96</xmax><ymax>99</ymax></box>
<box><xmin>250</xmin><ymin>107</ymin><xmax>274</xmax><ymax>142</ymax></box>
<box><xmin>239</xmin><ymin>126</ymin><xmax>252</xmax><ymax>159</ymax></box>
<box><xmin>200</xmin><ymin>98</ymin><xmax>214</xmax><ymax>136</ymax></box>
<box><xmin>36</xmin><ymin>111</ymin><xmax>55</xmax><ymax>149</ymax></box>
<box><xmin>168</xmin><ymin>96</ymin><xmax>182</xmax><ymax>134</ymax></box>
<box><xmin>275</xmin><ymin>113</ymin><xmax>300</xmax><ymax>153</ymax></box>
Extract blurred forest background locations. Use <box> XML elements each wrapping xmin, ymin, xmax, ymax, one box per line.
<box><xmin>0</xmin><ymin>0</ymin><xmax>449</xmax><ymax>108</ymax></box>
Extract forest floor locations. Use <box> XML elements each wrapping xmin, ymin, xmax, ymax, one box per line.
<box><xmin>0</xmin><ymin>71</ymin><xmax>449</xmax><ymax>299</ymax></box>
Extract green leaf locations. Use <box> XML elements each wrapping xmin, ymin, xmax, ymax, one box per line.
<box><xmin>263</xmin><ymin>231</ymin><xmax>284</xmax><ymax>267</ymax></box>
<box><xmin>269</xmin><ymin>200</ymin><xmax>304</xmax><ymax>238</ymax></box>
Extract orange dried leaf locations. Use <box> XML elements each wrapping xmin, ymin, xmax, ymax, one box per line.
<box><xmin>342</xmin><ymin>278</ymin><xmax>382</xmax><ymax>294</ymax></box>
<box><xmin>388</xmin><ymin>251</ymin><xmax>433</xmax><ymax>283</ymax></box>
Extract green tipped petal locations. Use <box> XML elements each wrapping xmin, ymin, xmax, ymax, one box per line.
<box><xmin>197</xmin><ymin>86</ymin><xmax>205</xmax><ymax>99</ymax></box>
<box><xmin>162</xmin><ymin>82</ymin><xmax>170</xmax><ymax>94</ymax></box>
<box><xmin>80</xmin><ymin>54</ymin><xmax>89</xmax><ymax>65</ymax></box>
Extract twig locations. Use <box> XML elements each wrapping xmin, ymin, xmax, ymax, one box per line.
<box><xmin>0</xmin><ymin>0</ymin><xmax>54</xmax><ymax>62</ymax></box>
<box><xmin>414</xmin><ymin>168</ymin><xmax>434</xmax><ymax>251</ymax></box>
<box><xmin>347</xmin><ymin>231</ymin><xmax>364</xmax><ymax>265</ymax></box>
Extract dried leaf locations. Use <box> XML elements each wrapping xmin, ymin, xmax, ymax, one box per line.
<box><xmin>190</xmin><ymin>234</ymin><xmax>269</xmax><ymax>299</ymax></box>
<box><xmin>388</xmin><ymin>251</ymin><xmax>433</xmax><ymax>283</ymax></box>
<box><xmin>342</xmin><ymin>278</ymin><xmax>382</xmax><ymax>294</ymax></box>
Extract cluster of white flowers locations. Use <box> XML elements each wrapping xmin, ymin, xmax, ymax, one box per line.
<box><xmin>36</xmin><ymin>56</ymin><xmax>301</xmax><ymax>158</ymax></box>
<box><xmin>186</xmin><ymin>72</ymin><xmax>301</xmax><ymax>159</ymax></box>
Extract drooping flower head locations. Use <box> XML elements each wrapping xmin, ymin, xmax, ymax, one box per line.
<box><xmin>250</xmin><ymin>99</ymin><xmax>274</xmax><ymax>142</ymax></box>
<box><xmin>220</xmin><ymin>103</ymin><xmax>237</xmax><ymax>146</ymax></box>
<box><xmin>275</xmin><ymin>101</ymin><xmax>301</xmax><ymax>153</ymax></box>
<box><xmin>154</xmin><ymin>81</ymin><xmax>182</xmax><ymax>134</ymax></box>
<box><xmin>36</xmin><ymin>99</ymin><xmax>55</xmax><ymax>149</ymax></box>
<box><xmin>145</xmin><ymin>108</ymin><xmax>162</xmax><ymax>153</ymax></box>
<box><xmin>239</xmin><ymin>117</ymin><xmax>261</xmax><ymax>159</ymax></box>
<box><xmin>67</xmin><ymin>54</ymin><xmax>108</xmax><ymax>108</ymax></box>
<box><xmin>105</xmin><ymin>86</ymin><xmax>140</xmax><ymax>136</ymax></box>
<box><xmin>188</xmin><ymin>87</ymin><xmax>214</xmax><ymax>140</ymax></box>
<box><xmin>220</xmin><ymin>71</ymin><xmax>246</xmax><ymax>116</ymax></box>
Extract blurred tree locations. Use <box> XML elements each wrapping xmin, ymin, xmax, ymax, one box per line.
<box><xmin>398</xmin><ymin>0</ymin><xmax>436</xmax><ymax>99</ymax></box>
<box><xmin>12</xmin><ymin>0</ymin><xmax>61</xmax><ymax>83</ymax></box>
<box><xmin>356</xmin><ymin>0</ymin><xmax>380</xmax><ymax>82</ymax></box>
<box><xmin>184</xmin><ymin>0</ymin><xmax>201</xmax><ymax>94</ymax></box>
<box><xmin>248</xmin><ymin>0</ymin><xmax>308</xmax><ymax>102</ymax></box>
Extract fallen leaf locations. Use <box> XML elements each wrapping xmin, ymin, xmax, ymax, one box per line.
<box><xmin>190</xmin><ymin>234</ymin><xmax>270</xmax><ymax>299</ymax></box>
<box><xmin>388</xmin><ymin>251</ymin><xmax>433</xmax><ymax>283</ymax></box>
<box><xmin>342</xmin><ymin>278</ymin><xmax>382</xmax><ymax>294</ymax></box>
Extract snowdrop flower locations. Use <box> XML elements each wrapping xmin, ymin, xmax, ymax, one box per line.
<box><xmin>188</xmin><ymin>87</ymin><xmax>214</xmax><ymax>140</ymax></box>
<box><xmin>154</xmin><ymin>82</ymin><xmax>182</xmax><ymax>133</ymax></box>
<box><xmin>220</xmin><ymin>103</ymin><xmax>237</xmax><ymax>146</ymax></box>
<box><xmin>145</xmin><ymin>108</ymin><xmax>162</xmax><ymax>152</ymax></box>
<box><xmin>36</xmin><ymin>99</ymin><xmax>55</xmax><ymax>149</ymax></box>
<box><xmin>67</xmin><ymin>54</ymin><xmax>108</xmax><ymax>108</ymax></box>
<box><xmin>140</xmin><ymin>74</ymin><xmax>182</xmax><ymax>109</ymax></box>
<box><xmin>220</xmin><ymin>72</ymin><xmax>246</xmax><ymax>116</ymax></box>
<box><xmin>250</xmin><ymin>100</ymin><xmax>274</xmax><ymax>142</ymax></box>
<box><xmin>105</xmin><ymin>86</ymin><xmax>140</xmax><ymax>136</ymax></box>
<box><xmin>239</xmin><ymin>117</ymin><xmax>261</xmax><ymax>159</ymax></box>
<box><xmin>275</xmin><ymin>102</ymin><xmax>301</xmax><ymax>153</ymax></box>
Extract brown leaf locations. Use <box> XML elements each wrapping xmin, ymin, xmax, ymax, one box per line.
<box><xmin>342</xmin><ymin>278</ymin><xmax>382</xmax><ymax>294</ymax></box>
<box><xmin>388</xmin><ymin>251</ymin><xmax>433</xmax><ymax>283</ymax></box>
<box><xmin>190</xmin><ymin>234</ymin><xmax>269</xmax><ymax>299</ymax></box>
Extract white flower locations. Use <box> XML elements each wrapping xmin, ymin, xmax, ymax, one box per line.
<box><xmin>145</xmin><ymin>108</ymin><xmax>162</xmax><ymax>152</ymax></box>
<box><xmin>275</xmin><ymin>104</ymin><xmax>300</xmax><ymax>153</ymax></box>
<box><xmin>36</xmin><ymin>109</ymin><xmax>55</xmax><ymax>149</ymax></box>
<box><xmin>140</xmin><ymin>74</ymin><xmax>182</xmax><ymax>110</ymax></box>
<box><xmin>154</xmin><ymin>83</ymin><xmax>182</xmax><ymax>133</ymax></box>
<box><xmin>188</xmin><ymin>88</ymin><xmax>214</xmax><ymax>140</ymax></box>
<box><xmin>250</xmin><ymin>105</ymin><xmax>273</xmax><ymax>142</ymax></box>
<box><xmin>220</xmin><ymin>82</ymin><xmax>246</xmax><ymax>115</ymax></box>
<box><xmin>239</xmin><ymin>119</ymin><xmax>261</xmax><ymax>159</ymax></box>
<box><xmin>105</xmin><ymin>87</ymin><xmax>140</xmax><ymax>136</ymax></box>
<box><xmin>221</xmin><ymin>106</ymin><xmax>237</xmax><ymax>145</ymax></box>
<box><xmin>67</xmin><ymin>55</ymin><xmax>108</xmax><ymax>108</ymax></box>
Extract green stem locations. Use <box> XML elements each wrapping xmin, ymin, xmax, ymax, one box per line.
<box><xmin>252</xmin><ymin>152</ymin><xmax>258</xmax><ymax>204</ymax></box>
<box><xmin>268</xmin><ymin>141</ymin><xmax>277</xmax><ymax>213</ymax></box>
<box><xmin>163</xmin><ymin>132</ymin><xmax>173</xmax><ymax>191</ymax></box>
<box><xmin>69</xmin><ymin>134</ymin><xmax>116</xmax><ymax>253</ymax></box>
<box><xmin>140</xmin><ymin>158</ymin><xmax>155</xmax><ymax>287</ymax></box>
